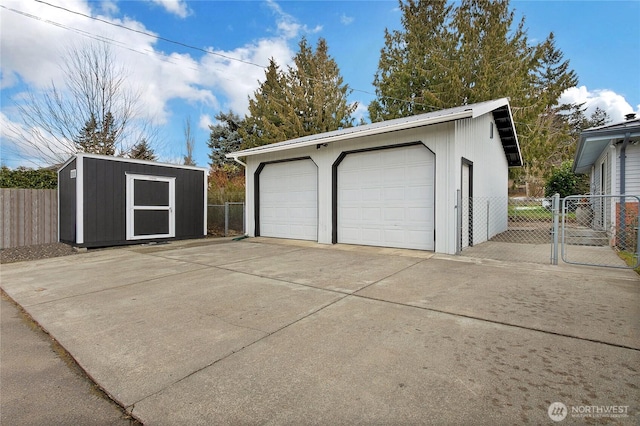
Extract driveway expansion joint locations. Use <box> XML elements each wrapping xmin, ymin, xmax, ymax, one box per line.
<box><xmin>130</xmin><ymin>295</ymin><xmax>347</xmax><ymax>408</ymax></box>
<box><xmin>17</xmin><ymin>264</ymin><xmax>213</xmax><ymax>308</ymax></box>
<box><xmin>352</xmin><ymin>293</ymin><xmax>640</xmax><ymax>352</ymax></box>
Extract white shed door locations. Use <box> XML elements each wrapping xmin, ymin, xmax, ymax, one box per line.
<box><xmin>338</xmin><ymin>145</ymin><xmax>435</xmax><ymax>250</ymax></box>
<box><xmin>259</xmin><ymin>159</ymin><xmax>318</xmax><ymax>240</ymax></box>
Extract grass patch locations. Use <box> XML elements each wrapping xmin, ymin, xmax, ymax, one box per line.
<box><xmin>617</xmin><ymin>250</ymin><xmax>640</xmax><ymax>274</ymax></box>
<box><xmin>508</xmin><ymin>205</ymin><xmax>576</xmax><ymax>221</ymax></box>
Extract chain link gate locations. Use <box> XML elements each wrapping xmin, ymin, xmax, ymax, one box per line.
<box><xmin>560</xmin><ymin>195</ymin><xmax>639</xmax><ymax>268</ymax></box>
<box><xmin>458</xmin><ymin>193</ymin><xmax>639</xmax><ymax>269</ymax></box>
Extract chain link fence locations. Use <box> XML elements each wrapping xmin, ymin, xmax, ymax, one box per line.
<box><xmin>459</xmin><ymin>195</ymin><xmax>638</xmax><ymax>268</ymax></box>
<box><xmin>459</xmin><ymin>197</ymin><xmax>554</xmax><ymax>264</ymax></box>
<box><xmin>207</xmin><ymin>202</ymin><xmax>245</xmax><ymax>237</ymax></box>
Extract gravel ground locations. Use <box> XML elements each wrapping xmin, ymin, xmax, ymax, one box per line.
<box><xmin>1</xmin><ymin>243</ymin><xmax>78</xmax><ymax>264</ymax></box>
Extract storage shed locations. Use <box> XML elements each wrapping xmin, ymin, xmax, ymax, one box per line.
<box><xmin>228</xmin><ymin>98</ymin><xmax>522</xmax><ymax>254</ymax></box>
<box><xmin>58</xmin><ymin>154</ymin><xmax>207</xmax><ymax>248</ymax></box>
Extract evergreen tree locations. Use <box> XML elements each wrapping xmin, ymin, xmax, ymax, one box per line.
<box><xmin>241</xmin><ymin>38</ymin><xmax>356</xmax><ymax>148</ymax></box>
<box><xmin>241</xmin><ymin>59</ymin><xmax>291</xmax><ymax>148</ymax></box>
<box><xmin>586</xmin><ymin>107</ymin><xmax>611</xmax><ymax>128</ymax></box>
<box><xmin>369</xmin><ymin>0</ymin><xmax>454</xmax><ymax>121</ymax></box>
<box><xmin>288</xmin><ymin>37</ymin><xmax>356</xmax><ymax>134</ymax></box>
<box><xmin>452</xmin><ymin>0</ymin><xmax>535</xmax><ymax>106</ymax></box>
<box><xmin>534</xmin><ymin>33</ymin><xmax>578</xmax><ymax>108</ymax></box>
<box><xmin>74</xmin><ymin>113</ymin><xmax>99</xmax><ymax>153</ymax></box>
<box><xmin>518</xmin><ymin>32</ymin><xmax>579</xmax><ymax>182</ymax></box>
<box><xmin>208</xmin><ymin>111</ymin><xmax>244</xmax><ymax>170</ymax></box>
<box><xmin>98</xmin><ymin>112</ymin><xmax>117</xmax><ymax>156</ymax></box>
<box><xmin>73</xmin><ymin>112</ymin><xmax>117</xmax><ymax>155</ymax></box>
<box><xmin>129</xmin><ymin>139</ymin><xmax>157</xmax><ymax>161</ymax></box>
<box><xmin>369</xmin><ymin>0</ymin><xmax>579</xmax><ymax>189</ymax></box>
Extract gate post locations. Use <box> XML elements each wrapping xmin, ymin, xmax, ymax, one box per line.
<box><xmin>456</xmin><ymin>189</ymin><xmax>462</xmax><ymax>254</ymax></box>
<box><xmin>224</xmin><ymin>202</ymin><xmax>230</xmax><ymax>237</ymax></box>
<box><xmin>551</xmin><ymin>193</ymin><xmax>560</xmax><ymax>265</ymax></box>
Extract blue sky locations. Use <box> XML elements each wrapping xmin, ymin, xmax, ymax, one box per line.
<box><xmin>1</xmin><ymin>0</ymin><xmax>639</xmax><ymax>169</ymax></box>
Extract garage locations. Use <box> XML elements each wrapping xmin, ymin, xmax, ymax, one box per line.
<box><xmin>257</xmin><ymin>158</ymin><xmax>318</xmax><ymax>240</ymax></box>
<box><xmin>335</xmin><ymin>144</ymin><xmax>435</xmax><ymax>250</ymax></box>
<box><xmin>230</xmin><ymin>98</ymin><xmax>522</xmax><ymax>254</ymax></box>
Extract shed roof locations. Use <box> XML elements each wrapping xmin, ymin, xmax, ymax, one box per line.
<box><xmin>58</xmin><ymin>153</ymin><xmax>208</xmax><ymax>173</ymax></box>
<box><xmin>228</xmin><ymin>98</ymin><xmax>523</xmax><ymax>167</ymax></box>
<box><xmin>573</xmin><ymin>118</ymin><xmax>640</xmax><ymax>174</ymax></box>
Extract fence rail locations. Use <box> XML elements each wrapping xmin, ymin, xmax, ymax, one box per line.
<box><xmin>0</xmin><ymin>188</ymin><xmax>58</xmax><ymax>249</ymax></box>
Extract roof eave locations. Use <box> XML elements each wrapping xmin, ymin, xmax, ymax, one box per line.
<box><xmin>227</xmin><ymin>110</ymin><xmax>474</xmax><ymax>159</ymax></box>
<box><xmin>57</xmin><ymin>153</ymin><xmax>208</xmax><ymax>172</ymax></box>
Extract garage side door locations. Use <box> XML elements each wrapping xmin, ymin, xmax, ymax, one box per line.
<box><xmin>338</xmin><ymin>145</ymin><xmax>435</xmax><ymax>250</ymax></box>
<box><xmin>259</xmin><ymin>159</ymin><xmax>318</xmax><ymax>241</ymax></box>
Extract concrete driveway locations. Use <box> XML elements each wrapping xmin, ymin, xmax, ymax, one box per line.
<box><xmin>1</xmin><ymin>238</ymin><xmax>638</xmax><ymax>425</ymax></box>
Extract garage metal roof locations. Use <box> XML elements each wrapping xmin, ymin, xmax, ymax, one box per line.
<box><xmin>228</xmin><ymin>98</ymin><xmax>523</xmax><ymax>167</ymax></box>
<box><xmin>573</xmin><ymin>118</ymin><xmax>640</xmax><ymax>174</ymax></box>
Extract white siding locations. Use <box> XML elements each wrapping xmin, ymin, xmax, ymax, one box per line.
<box><xmin>616</xmin><ymin>144</ymin><xmax>640</xmax><ymax>196</ymax></box>
<box><xmin>454</xmin><ymin>116</ymin><xmax>509</xmax><ymax>247</ymax></box>
<box><xmin>244</xmin><ymin>114</ymin><xmax>511</xmax><ymax>255</ymax></box>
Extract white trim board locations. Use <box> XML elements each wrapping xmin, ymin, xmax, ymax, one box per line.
<box><xmin>125</xmin><ymin>173</ymin><xmax>176</xmax><ymax>240</ymax></box>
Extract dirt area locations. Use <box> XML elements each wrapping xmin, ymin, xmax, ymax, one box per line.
<box><xmin>1</xmin><ymin>243</ymin><xmax>78</xmax><ymax>264</ymax></box>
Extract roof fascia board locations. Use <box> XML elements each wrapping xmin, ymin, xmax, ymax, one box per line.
<box><xmin>58</xmin><ymin>155</ymin><xmax>77</xmax><ymax>171</ymax></box>
<box><xmin>574</xmin><ymin>129</ymin><xmax>640</xmax><ymax>172</ymax></box>
<box><xmin>470</xmin><ymin>98</ymin><xmax>509</xmax><ymax>118</ymax></box>
<box><xmin>59</xmin><ymin>153</ymin><xmax>207</xmax><ymax>172</ymax></box>
<box><xmin>499</xmin><ymin>102</ymin><xmax>523</xmax><ymax>166</ymax></box>
<box><xmin>581</xmin><ymin>128</ymin><xmax>640</xmax><ymax>140</ymax></box>
<box><xmin>228</xmin><ymin>110</ymin><xmax>473</xmax><ymax>158</ymax></box>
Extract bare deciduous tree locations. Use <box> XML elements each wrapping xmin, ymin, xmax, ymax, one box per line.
<box><xmin>183</xmin><ymin>116</ymin><xmax>196</xmax><ymax>166</ymax></box>
<box><xmin>4</xmin><ymin>41</ymin><xmax>155</xmax><ymax>166</ymax></box>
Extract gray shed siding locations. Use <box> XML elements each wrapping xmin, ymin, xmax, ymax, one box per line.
<box><xmin>59</xmin><ymin>155</ymin><xmax>206</xmax><ymax>248</ymax></box>
<box><xmin>58</xmin><ymin>158</ymin><xmax>77</xmax><ymax>244</ymax></box>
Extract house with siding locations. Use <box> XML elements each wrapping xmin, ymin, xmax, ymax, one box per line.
<box><xmin>573</xmin><ymin>115</ymin><xmax>640</xmax><ymax>239</ymax></box>
<box><xmin>228</xmin><ymin>98</ymin><xmax>522</xmax><ymax>254</ymax></box>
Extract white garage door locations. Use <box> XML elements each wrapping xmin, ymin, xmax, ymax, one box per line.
<box><xmin>259</xmin><ymin>159</ymin><xmax>318</xmax><ymax>240</ymax></box>
<box><xmin>338</xmin><ymin>144</ymin><xmax>435</xmax><ymax>250</ymax></box>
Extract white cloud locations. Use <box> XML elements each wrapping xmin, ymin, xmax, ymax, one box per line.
<box><xmin>340</xmin><ymin>14</ymin><xmax>354</xmax><ymax>25</ymax></box>
<box><xmin>266</xmin><ymin>0</ymin><xmax>322</xmax><ymax>39</ymax></box>
<box><xmin>560</xmin><ymin>86</ymin><xmax>639</xmax><ymax>123</ymax></box>
<box><xmin>0</xmin><ymin>111</ymin><xmax>74</xmax><ymax>168</ymax></box>
<box><xmin>0</xmin><ymin>0</ymin><xmax>93</xmax><ymax>89</ymax></box>
<box><xmin>199</xmin><ymin>114</ymin><xmax>213</xmax><ymax>131</ymax></box>
<box><xmin>199</xmin><ymin>38</ymin><xmax>294</xmax><ymax>114</ymax></box>
<box><xmin>147</xmin><ymin>0</ymin><xmax>191</xmax><ymax>18</ymax></box>
<box><xmin>0</xmin><ymin>0</ymin><xmax>307</xmax><ymax>166</ymax></box>
<box><xmin>99</xmin><ymin>0</ymin><xmax>119</xmax><ymax>16</ymax></box>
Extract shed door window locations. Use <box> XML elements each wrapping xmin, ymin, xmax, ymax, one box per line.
<box><xmin>126</xmin><ymin>174</ymin><xmax>175</xmax><ymax>240</ymax></box>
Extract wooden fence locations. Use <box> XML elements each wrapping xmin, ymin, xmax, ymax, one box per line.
<box><xmin>1</xmin><ymin>189</ymin><xmax>58</xmax><ymax>249</ymax></box>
